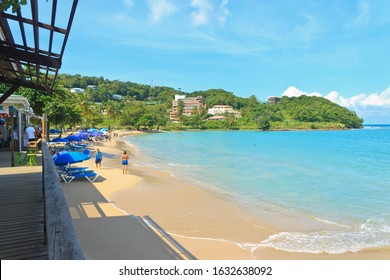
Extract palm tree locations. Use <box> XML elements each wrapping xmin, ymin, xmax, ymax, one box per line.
<box><xmin>105</xmin><ymin>100</ymin><xmax>120</xmax><ymax>128</ymax></box>
<box><xmin>224</xmin><ymin>112</ymin><xmax>237</xmax><ymax>129</ymax></box>
<box><xmin>78</xmin><ymin>95</ymin><xmax>93</xmax><ymax>128</ymax></box>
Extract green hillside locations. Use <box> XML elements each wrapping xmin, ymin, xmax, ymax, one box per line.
<box><xmin>1</xmin><ymin>74</ymin><xmax>363</xmax><ymax>130</ymax></box>
<box><xmin>274</xmin><ymin>95</ymin><xmax>363</xmax><ymax>129</ymax></box>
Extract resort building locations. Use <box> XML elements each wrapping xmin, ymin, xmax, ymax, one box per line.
<box><xmin>267</xmin><ymin>96</ymin><xmax>281</xmax><ymax>104</ymax></box>
<box><xmin>70</xmin><ymin>87</ymin><xmax>85</xmax><ymax>93</ymax></box>
<box><xmin>170</xmin><ymin>95</ymin><xmax>205</xmax><ymax>121</ymax></box>
<box><xmin>206</xmin><ymin>116</ymin><xmax>226</xmax><ymax>121</ymax></box>
<box><xmin>87</xmin><ymin>85</ymin><xmax>98</xmax><ymax>90</ymax></box>
<box><xmin>0</xmin><ymin>94</ymin><xmax>31</xmax><ymax>118</ymax></box>
<box><xmin>70</xmin><ymin>88</ymin><xmax>84</xmax><ymax>93</ymax></box>
<box><xmin>112</xmin><ymin>94</ymin><xmax>123</xmax><ymax>101</ymax></box>
<box><xmin>208</xmin><ymin>105</ymin><xmax>241</xmax><ymax>117</ymax></box>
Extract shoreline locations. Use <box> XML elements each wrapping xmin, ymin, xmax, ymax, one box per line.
<box><xmin>64</xmin><ymin>130</ymin><xmax>390</xmax><ymax>260</ymax></box>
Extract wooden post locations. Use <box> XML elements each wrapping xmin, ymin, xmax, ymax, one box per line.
<box><xmin>18</xmin><ymin>109</ymin><xmax>22</xmax><ymax>152</ymax></box>
<box><xmin>10</xmin><ymin>112</ymin><xmax>15</xmax><ymax>167</ymax></box>
<box><xmin>0</xmin><ymin>84</ymin><xmax>20</xmax><ymax>105</ymax></box>
<box><xmin>42</xmin><ymin>113</ymin><xmax>46</xmax><ymax>141</ymax></box>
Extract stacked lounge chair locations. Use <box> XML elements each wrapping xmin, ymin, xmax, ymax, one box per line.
<box><xmin>57</xmin><ymin>166</ymin><xmax>99</xmax><ymax>183</ymax></box>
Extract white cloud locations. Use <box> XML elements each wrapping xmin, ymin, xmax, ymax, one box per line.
<box><xmin>282</xmin><ymin>86</ymin><xmax>322</xmax><ymax>98</ymax></box>
<box><xmin>361</xmin><ymin>90</ymin><xmax>390</xmax><ymax>107</ymax></box>
<box><xmin>190</xmin><ymin>0</ymin><xmax>230</xmax><ymax>26</ymax></box>
<box><xmin>282</xmin><ymin>86</ymin><xmax>390</xmax><ymax>123</ymax></box>
<box><xmin>294</xmin><ymin>14</ymin><xmax>319</xmax><ymax>41</ymax></box>
<box><xmin>347</xmin><ymin>1</ymin><xmax>371</xmax><ymax>27</ymax></box>
<box><xmin>324</xmin><ymin>88</ymin><xmax>390</xmax><ymax>109</ymax></box>
<box><xmin>218</xmin><ymin>0</ymin><xmax>230</xmax><ymax>24</ymax></box>
<box><xmin>191</xmin><ymin>0</ymin><xmax>213</xmax><ymax>26</ymax></box>
<box><xmin>148</xmin><ymin>0</ymin><xmax>177</xmax><ymax>23</ymax></box>
<box><xmin>122</xmin><ymin>0</ymin><xmax>134</xmax><ymax>9</ymax></box>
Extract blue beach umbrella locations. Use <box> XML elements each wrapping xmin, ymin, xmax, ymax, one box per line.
<box><xmin>50</xmin><ymin>137</ymin><xmax>70</xmax><ymax>143</ymax></box>
<box><xmin>65</xmin><ymin>135</ymin><xmax>82</xmax><ymax>142</ymax></box>
<box><xmin>53</xmin><ymin>151</ymin><xmax>90</xmax><ymax>166</ymax></box>
<box><xmin>74</xmin><ymin>132</ymin><xmax>89</xmax><ymax>140</ymax></box>
<box><xmin>90</xmin><ymin>131</ymin><xmax>103</xmax><ymax>137</ymax></box>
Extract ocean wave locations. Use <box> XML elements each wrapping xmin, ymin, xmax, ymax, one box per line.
<box><xmin>255</xmin><ymin>215</ymin><xmax>390</xmax><ymax>254</ymax></box>
<box><xmin>167</xmin><ymin>162</ymin><xmax>204</xmax><ymax>170</ymax></box>
<box><xmin>152</xmin><ymin>216</ymin><xmax>390</xmax><ymax>258</ymax></box>
<box><xmin>168</xmin><ymin>233</ymin><xmax>257</xmax><ymax>258</ymax></box>
<box><xmin>313</xmin><ymin>217</ymin><xmax>350</xmax><ymax>228</ymax></box>
<box><xmin>363</xmin><ymin>125</ymin><xmax>390</xmax><ymax>130</ymax></box>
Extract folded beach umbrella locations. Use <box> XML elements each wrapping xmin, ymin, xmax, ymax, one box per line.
<box><xmin>53</xmin><ymin>151</ymin><xmax>90</xmax><ymax>166</ymax></box>
<box><xmin>50</xmin><ymin>137</ymin><xmax>70</xmax><ymax>143</ymax></box>
<box><xmin>65</xmin><ymin>135</ymin><xmax>82</xmax><ymax>142</ymax></box>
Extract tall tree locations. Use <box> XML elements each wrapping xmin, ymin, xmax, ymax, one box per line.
<box><xmin>0</xmin><ymin>0</ymin><xmax>27</xmax><ymax>12</ymax></box>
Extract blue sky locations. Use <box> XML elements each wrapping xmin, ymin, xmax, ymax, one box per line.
<box><xmin>37</xmin><ymin>1</ymin><xmax>390</xmax><ymax>123</ymax></box>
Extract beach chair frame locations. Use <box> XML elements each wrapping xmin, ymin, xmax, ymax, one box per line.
<box><xmin>60</xmin><ymin>172</ymin><xmax>99</xmax><ymax>183</ymax></box>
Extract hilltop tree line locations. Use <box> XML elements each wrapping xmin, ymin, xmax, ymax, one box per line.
<box><xmin>0</xmin><ymin>73</ymin><xmax>363</xmax><ymax>131</ymax></box>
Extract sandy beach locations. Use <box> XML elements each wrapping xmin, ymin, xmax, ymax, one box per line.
<box><xmin>62</xmin><ymin>130</ymin><xmax>390</xmax><ymax>260</ymax></box>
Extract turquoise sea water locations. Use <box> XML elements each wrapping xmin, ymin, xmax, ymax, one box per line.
<box><xmin>124</xmin><ymin>125</ymin><xmax>390</xmax><ymax>254</ymax></box>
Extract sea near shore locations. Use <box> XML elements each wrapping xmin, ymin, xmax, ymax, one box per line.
<box><xmin>117</xmin><ymin>126</ymin><xmax>390</xmax><ymax>259</ymax></box>
<box><xmin>65</xmin><ymin>127</ymin><xmax>390</xmax><ymax>259</ymax></box>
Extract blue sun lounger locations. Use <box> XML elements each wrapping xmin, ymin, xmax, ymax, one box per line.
<box><xmin>60</xmin><ymin>171</ymin><xmax>99</xmax><ymax>183</ymax></box>
<box><xmin>61</xmin><ymin>166</ymin><xmax>89</xmax><ymax>172</ymax></box>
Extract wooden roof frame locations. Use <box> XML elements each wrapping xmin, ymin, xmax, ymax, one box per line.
<box><xmin>0</xmin><ymin>0</ymin><xmax>78</xmax><ymax>104</ymax></box>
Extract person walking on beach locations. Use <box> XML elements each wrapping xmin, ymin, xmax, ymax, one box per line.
<box><xmin>121</xmin><ymin>150</ymin><xmax>128</xmax><ymax>174</ymax></box>
<box><xmin>95</xmin><ymin>148</ymin><xmax>102</xmax><ymax>169</ymax></box>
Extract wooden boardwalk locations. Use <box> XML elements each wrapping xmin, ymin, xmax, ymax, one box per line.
<box><xmin>0</xmin><ymin>151</ymin><xmax>48</xmax><ymax>260</ymax></box>
<box><xmin>1</xmin><ymin>146</ymin><xmax>194</xmax><ymax>260</ymax></box>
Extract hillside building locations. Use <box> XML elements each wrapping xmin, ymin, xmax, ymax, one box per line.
<box><xmin>87</xmin><ymin>85</ymin><xmax>98</xmax><ymax>90</ymax></box>
<box><xmin>267</xmin><ymin>96</ymin><xmax>281</xmax><ymax>104</ymax></box>
<box><xmin>208</xmin><ymin>105</ymin><xmax>241</xmax><ymax>117</ymax></box>
<box><xmin>112</xmin><ymin>94</ymin><xmax>123</xmax><ymax>101</ymax></box>
<box><xmin>70</xmin><ymin>87</ymin><xmax>85</xmax><ymax>93</ymax></box>
<box><xmin>170</xmin><ymin>95</ymin><xmax>205</xmax><ymax>121</ymax></box>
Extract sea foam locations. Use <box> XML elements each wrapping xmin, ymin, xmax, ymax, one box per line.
<box><xmin>256</xmin><ymin>215</ymin><xmax>390</xmax><ymax>254</ymax></box>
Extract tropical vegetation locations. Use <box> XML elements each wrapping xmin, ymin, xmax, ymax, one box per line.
<box><xmin>0</xmin><ymin>73</ymin><xmax>363</xmax><ymax>131</ymax></box>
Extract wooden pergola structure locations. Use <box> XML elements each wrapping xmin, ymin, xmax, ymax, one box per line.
<box><xmin>0</xmin><ymin>0</ymin><xmax>78</xmax><ymax>104</ymax></box>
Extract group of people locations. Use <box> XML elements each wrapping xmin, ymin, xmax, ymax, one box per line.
<box><xmin>95</xmin><ymin>148</ymin><xmax>129</xmax><ymax>174</ymax></box>
<box><xmin>0</xmin><ymin>119</ymin><xmax>41</xmax><ymax>149</ymax></box>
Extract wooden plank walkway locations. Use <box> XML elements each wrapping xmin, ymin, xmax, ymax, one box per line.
<box><xmin>0</xmin><ymin>155</ymin><xmax>48</xmax><ymax>260</ymax></box>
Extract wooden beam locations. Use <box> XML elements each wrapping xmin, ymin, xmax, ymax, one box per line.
<box><xmin>0</xmin><ymin>11</ymin><xmax>67</xmax><ymax>34</ymax></box>
<box><xmin>48</xmin><ymin>0</ymin><xmax>58</xmax><ymax>55</ymax></box>
<box><xmin>0</xmin><ymin>83</ymin><xmax>20</xmax><ymax>104</ymax></box>
<box><xmin>30</xmin><ymin>0</ymin><xmax>40</xmax><ymax>53</ymax></box>
<box><xmin>0</xmin><ymin>76</ymin><xmax>49</xmax><ymax>93</ymax></box>
<box><xmin>0</xmin><ymin>45</ymin><xmax>61</xmax><ymax>69</ymax></box>
<box><xmin>60</xmin><ymin>0</ymin><xmax>78</xmax><ymax>57</ymax></box>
